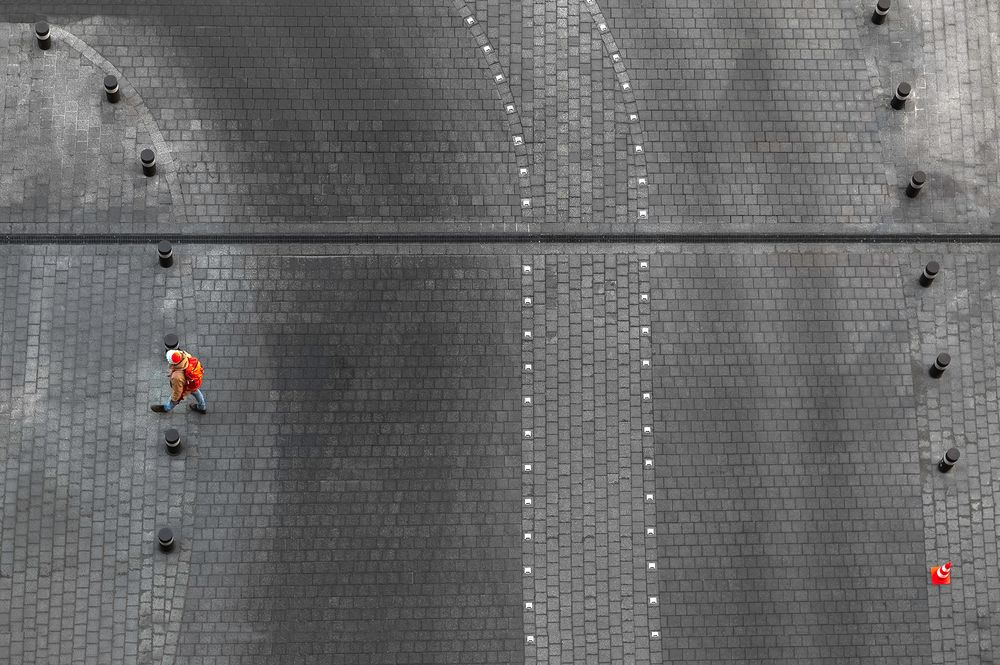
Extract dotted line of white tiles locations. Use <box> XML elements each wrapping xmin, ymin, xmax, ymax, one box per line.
<box><xmin>638</xmin><ymin>257</ymin><xmax>662</xmax><ymax>657</ymax></box>
<box><xmin>579</xmin><ymin>0</ymin><xmax>650</xmax><ymax>222</ymax></box>
<box><xmin>520</xmin><ymin>261</ymin><xmax>539</xmax><ymax>651</ymax></box>
<box><xmin>453</xmin><ymin>2</ymin><xmax>534</xmax><ymax>217</ymax></box>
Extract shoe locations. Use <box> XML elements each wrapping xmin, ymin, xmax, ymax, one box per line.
<box><xmin>150</xmin><ymin>404</ymin><xmax>167</xmax><ymax>413</ymax></box>
<box><xmin>188</xmin><ymin>403</ymin><xmax>208</xmax><ymax>414</ymax></box>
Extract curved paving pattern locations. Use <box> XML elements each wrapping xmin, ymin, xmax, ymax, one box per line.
<box><xmin>468</xmin><ymin>0</ymin><xmax>644</xmax><ymax>228</ymax></box>
<box><xmin>865</xmin><ymin>0</ymin><xmax>1000</xmax><ymax>233</ymax></box>
<box><xmin>8</xmin><ymin>0</ymin><xmax>522</xmax><ymax>231</ymax></box>
<box><xmin>602</xmin><ymin>0</ymin><xmax>890</xmax><ymax>230</ymax></box>
<box><xmin>453</xmin><ymin>1</ymin><xmax>533</xmax><ymax>219</ymax></box>
<box><xmin>0</xmin><ymin>23</ymin><xmax>177</xmax><ymax>234</ymax></box>
<box><xmin>4</xmin><ymin>0</ymin><xmax>1000</xmax><ymax>663</ymax></box>
<box><xmin>579</xmin><ymin>0</ymin><xmax>650</xmax><ymax>224</ymax></box>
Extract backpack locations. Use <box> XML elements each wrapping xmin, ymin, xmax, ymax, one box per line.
<box><xmin>184</xmin><ymin>355</ymin><xmax>204</xmax><ymax>391</ymax></box>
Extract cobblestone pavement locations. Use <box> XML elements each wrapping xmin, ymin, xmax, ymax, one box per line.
<box><xmin>2</xmin><ymin>243</ymin><xmax>1000</xmax><ymax>664</ymax></box>
<box><xmin>1</xmin><ymin>0</ymin><xmax>996</xmax><ymax>232</ymax></box>
<box><xmin>2</xmin><ymin>0</ymin><xmax>1000</xmax><ymax>662</ymax></box>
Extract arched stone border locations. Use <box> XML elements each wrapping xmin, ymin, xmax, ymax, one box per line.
<box><xmin>450</xmin><ymin>3</ymin><xmax>535</xmax><ymax>220</ymax></box>
<box><xmin>579</xmin><ymin>1</ymin><xmax>651</xmax><ymax>224</ymax></box>
<box><xmin>49</xmin><ymin>24</ymin><xmax>189</xmax><ymax>226</ymax></box>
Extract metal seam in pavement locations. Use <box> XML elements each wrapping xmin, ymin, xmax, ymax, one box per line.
<box><xmin>8</xmin><ymin>232</ymin><xmax>1000</xmax><ymax>245</ymax></box>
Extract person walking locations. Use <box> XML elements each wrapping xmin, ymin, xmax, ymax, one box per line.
<box><xmin>151</xmin><ymin>348</ymin><xmax>207</xmax><ymax>413</ymax></box>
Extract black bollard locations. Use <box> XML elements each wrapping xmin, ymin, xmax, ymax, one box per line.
<box><xmin>163</xmin><ymin>333</ymin><xmax>178</xmax><ymax>351</ymax></box>
<box><xmin>919</xmin><ymin>261</ymin><xmax>940</xmax><ymax>287</ymax></box>
<box><xmin>103</xmin><ymin>75</ymin><xmax>120</xmax><ymax>103</ymax></box>
<box><xmin>906</xmin><ymin>171</ymin><xmax>926</xmax><ymax>198</ymax></box>
<box><xmin>871</xmin><ymin>0</ymin><xmax>890</xmax><ymax>23</ymax></box>
<box><xmin>35</xmin><ymin>22</ymin><xmax>51</xmax><ymax>50</ymax></box>
<box><xmin>937</xmin><ymin>447</ymin><xmax>960</xmax><ymax>472</ymax></box>
<box><xmin>929</xmin><ymin>352</ymin><xmax>950</xmax><ymax>378</ymax></box>
<box><xmin>157</xmin><ymin>527</ymin><xmax>175</xmax><ymax>552</ymax></box>
<box><xmin>157</xmin><ymin>240</ymin><xmax>173</xmax><ymax>268</ymax></box>
<box><xmin>140</xmin><ymin>148</ymin><xmax>156</xmax><ymax>176</ymax></box>
<box><xmin>164</xmin><ymin>428</ymin><xmax>181</xmax><ymax>455</ymax></box>
<box><xmin>890</xmin><ymin>82</ymin><xmax>911</xmax><ymax>110</ymax></box>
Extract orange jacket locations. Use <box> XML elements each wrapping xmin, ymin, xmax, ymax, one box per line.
<box><xmin>167</xmin><ymin>352</ymin><xmax>203</xmax><ymax>401</ymax></box>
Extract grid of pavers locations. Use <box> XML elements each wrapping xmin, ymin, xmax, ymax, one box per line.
<box><xmin>865</xmin><ymin>0</ymin><xmax>1000</xmax><ymax>232</ymax></box>
<box><xmin>0</xmin><ymin>23</ymin><xmax>176</xmax><ymax>234</ymax></box>
<box><xmin>520</xmin><ymin>254</ymin><xmax>660</xmax><ymax>662</ymax></box>
<box><xmin>1</xmin><ymin>0</ymin><xmax>1000</xmax><ymax>662</ymax></box>
<box><xmin>173</xmin><ymin>251</ymin><xmax>523</xmax><ymax>663</ymax></box>
<box><xmin>600</xmin><ymin>0</ymin><xmax>889</xmax><ymax>228</ymax></box>
<box><xmin>2</xmin><ymin>0</ymin><xmax>997</xmax><ymax>233</ymax></box>
<box><xmin>467</xmin><ymin>0</ymin><xmax>648</xmax><ymax>228</ymax></box>
<box><xmin>0</xmin><ymin>245</ymin><xmax>197</xmax><ymax>664</ymax></box>
<box><xmin>649</xmin><ymin>249</ymin><xmax>931</xmax><ymax>663</ymax></box>
<box><xmin>3</xmin><ymin>1</ymin><xmax>521</xmax><ymax>231</ymax></box>
<box><xmin>4</xmin><ymin>243</ymin><xmax>1000</xmax><ymax>663</ymax></box>
<box><xmin>902</xmin><ymin>250</ymin><xmax>1000</xmax><ymax>664</ymax></box>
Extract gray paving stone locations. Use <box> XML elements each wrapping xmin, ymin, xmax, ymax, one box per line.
<box><xmin>649</xmin><ymin>248</ymin><xmax>931</xmax><ymax>664</ymax></box>
<box><xmin>521</xmin><ymin>253</ymin><xmax>655</xmax><ymax>661</ymax></box>
<box><xmin>173</xmin><ymin>252</ymin><xmax>523</xmax><ymax>664</ymax></box>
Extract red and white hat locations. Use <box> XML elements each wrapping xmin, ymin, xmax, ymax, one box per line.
<box><xmin>166</xmin><ymin>349</ymin><xmax>184</xmax><ymax>364</ymax></box>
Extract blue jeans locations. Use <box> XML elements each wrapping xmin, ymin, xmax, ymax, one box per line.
<box><xmin>162</xmin><ymin>389</ymin><xmax>206</xmax><ymax>411</ymax></box>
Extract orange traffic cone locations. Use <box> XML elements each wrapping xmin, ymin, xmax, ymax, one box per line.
<box><xmin>930</xmin><ymin>561</ymin><xmax>952</xmax><ymax>585</ymax></box>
